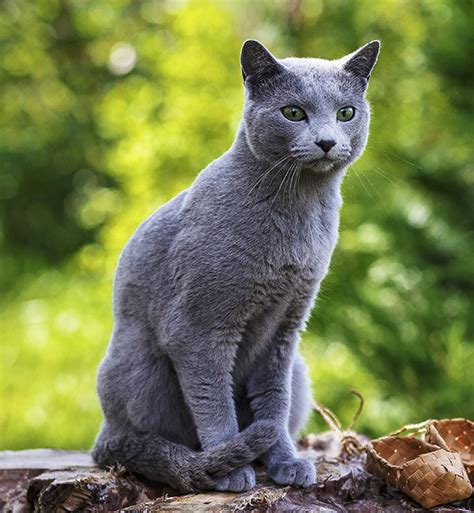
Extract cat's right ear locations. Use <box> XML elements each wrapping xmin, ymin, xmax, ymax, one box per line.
<box><xmin>240</xmin><ymin>40</ymin><xmax>284</xmax><ymax>84</ymax></box>
<box><xmin>342</xmin><ymin>41</ymin><xmax>380</xmax><ymax>83</ymax></box>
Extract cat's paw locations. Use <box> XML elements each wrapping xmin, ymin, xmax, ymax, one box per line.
<box><xmin>267</xmin><ymin>457</ymin><xmax>316</xmax><ymax>488</ymax></box>
<box><xmin>214</xmin><ymin>464</ymin><xmax>256</xmax><ymax>492</ymax></box>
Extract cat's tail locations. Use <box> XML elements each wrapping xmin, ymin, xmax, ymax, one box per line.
<box><xmin>92</xmin><ymin>420</ymin><xmax>278</xmax><ymax>492</ymax></box>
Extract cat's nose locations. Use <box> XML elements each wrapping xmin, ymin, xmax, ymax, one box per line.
<box><xmin>315</xmin><ymin>139</ymin><xmax>336</xmax><ymax>153</ymax></box>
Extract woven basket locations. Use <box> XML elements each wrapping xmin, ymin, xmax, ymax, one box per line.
<box><xmin>425</xmin><ymin>418</ymin><xmax>474</xmax><ymax>485</ymax></box>
<box><xmin>366</xmin><ymin>435</ymin><xmax>473</xmax><ymax>508</ymax></box>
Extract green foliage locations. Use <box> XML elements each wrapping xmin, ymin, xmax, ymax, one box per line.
<box><xmin>1</xmin><ymin>0</ymin><xmax>472</xmax><ymax>449</ymax></box>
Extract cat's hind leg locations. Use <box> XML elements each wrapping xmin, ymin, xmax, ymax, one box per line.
<box><xmin>92</xmin><ymin>417</ymin><xmax>278</xmax><ymax>492</ymax></box>
<box><xmin>92</xmin><ymin>420</ymin><xmax>212</xmax><ymax>491</ymax></box>
<box><xmin>288</xmin><ymin>353</ymin><xmax>313</xmax><ymax>438</ymax></box>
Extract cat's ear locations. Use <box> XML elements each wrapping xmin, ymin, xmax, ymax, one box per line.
<box><xmin>343</xmin><ymin>40</ymin><xmax>380</xmax><ymax>82</ymax></box>
<box><xmin>240</xmin><ymin>40</ymin><xmax>284</xmax><ymax>83</ymax></box>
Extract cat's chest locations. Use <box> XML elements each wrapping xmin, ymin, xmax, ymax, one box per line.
<box><xmin>261</xmin><ymin>206</ymin><xmax>340</xmax><ymax>278</ymax></box>
<box><xmin>232</xmin><ymin>209</ymin><xmax>339</xmax><ymax>378</ymax></box>
<box><xmin>233</xmin><ymin>264</ymin><xmax>317</xmax><ymax>384</ymax></box>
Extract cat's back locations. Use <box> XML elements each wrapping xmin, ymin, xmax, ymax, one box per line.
<box><xmin>113</xmin><ymin>189</ymin><xmax>189</xmax><ymax>304</ymax></box>
<box><xmin>125</xmin><ymin>189</ymin><xmax>187</xmax><ymax>255</ymax></box>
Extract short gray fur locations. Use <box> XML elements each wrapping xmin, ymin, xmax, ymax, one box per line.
<box><xmin>92</xmin><ymin>39</ymin><xmax>380</xmax><ymax>493</ymax></box>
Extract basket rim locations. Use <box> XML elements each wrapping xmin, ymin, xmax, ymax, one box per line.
<box><xmin>367</xmin><ymin>436</ymin><xmax>453</xmax><ymax>471</ymax></box>
<box><xmin>428</xmin><ymin>418</ymin><xmax>474</xmax><ymax>428</ymax></box>
<box><xmin>427</xmin><ymin>418</ymin><xmax>474</xmax><ymax>464</ymax></box>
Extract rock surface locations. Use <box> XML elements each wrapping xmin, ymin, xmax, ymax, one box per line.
<box><xmin>1</xmin><ymin>433</ymin><xmax>472</xmax><ymax>512</ymax></box>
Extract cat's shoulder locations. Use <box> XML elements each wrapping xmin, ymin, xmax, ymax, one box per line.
<box><xmin>119</xmin><ymin>189</ymin><xmax>189</xmax><ymax>263</ymax></box>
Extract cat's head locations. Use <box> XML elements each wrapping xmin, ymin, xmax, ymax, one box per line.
<box><xmin>241</xmin><ymin>40</ymin><xmax>380</xmax><ymax>174</ymax></box>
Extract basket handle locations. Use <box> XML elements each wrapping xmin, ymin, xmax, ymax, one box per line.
<box><xmin>313</xmin><ymin>390</ymin><xmax>366</xmax><ymax>456</ymax></box>
<box><xmin>389</xmin><ymin>420</ymin><xmax>431</xmax><ymax>438</ymax></box>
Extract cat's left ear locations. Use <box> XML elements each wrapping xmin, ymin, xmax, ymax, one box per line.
<box><xmin>240</xmin><ymin>40</ymin><xmax>284</xmax><ymax>83</ymax></box>
<box><xmin>343</xmin><ymin>40</ymin><xmax>380</xmax><ymax>82</ymax></box>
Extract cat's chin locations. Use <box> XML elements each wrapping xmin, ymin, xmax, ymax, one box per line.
<box><xmin>302</xmin><ymin>157</ymin><xmax>344</xmax><ymax>175</ymax></box>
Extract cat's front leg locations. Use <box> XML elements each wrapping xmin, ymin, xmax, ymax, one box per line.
<box><xmin>171</xmin><ymin>335</ymin><xmax>256</xmax><ymax>491</ymax></box>
<box><xmin>247</xmin><ymin>333</ymin><xmax>316</xmax><ymax>488</ymax></box>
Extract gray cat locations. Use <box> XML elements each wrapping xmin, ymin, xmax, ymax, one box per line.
<box><xmin>92</xmin><ymin>39</ymin><xmax>380</xmax><ymax>493</ymax></box>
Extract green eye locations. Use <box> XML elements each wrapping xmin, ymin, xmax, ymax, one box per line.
<box><xmin>281</xmin><ymin>105</ymin><xmax>307</xmax><ymax>122</ymax></box>
<box><xmin>337</xmin><ymin>106</ymin><xmax>355</xmax><ymax>122</ymax></box>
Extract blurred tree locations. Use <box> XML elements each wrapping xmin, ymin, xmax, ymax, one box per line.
<box><xmin>0</xmin><ymin>0</ymin><xmax>119</xmax><ymax>290</ymax></box>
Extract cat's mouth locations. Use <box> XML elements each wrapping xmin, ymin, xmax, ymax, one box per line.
<box><xmin>292</xmin><ymin>153</ymin><xmax>338</xmax><ymax>165</ymax></box>
<box><xmin>303</xmin><ymin>156</ymin><xmax>338</xmax><ymax>170</ymax></box>
<box><xmin>307</xmin><ymin>152</ymin><xmax>354</xmax><ymax>172</ymax></box>
<box><xmin>290</xmin><ymin>151</ymin><xmax>348</xmax><ymax>173</ymax></box>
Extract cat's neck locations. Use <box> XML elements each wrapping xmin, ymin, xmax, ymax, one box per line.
<box><xmin>229</xmin><ymin>124</ymin><xmax>345</xmax><ymax>211</ymax></box>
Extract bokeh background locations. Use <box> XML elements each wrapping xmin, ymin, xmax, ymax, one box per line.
<box><xmin>1</xmin><ymin>0</ymin><xmax>473</xmax><ymax>450</ymax></box>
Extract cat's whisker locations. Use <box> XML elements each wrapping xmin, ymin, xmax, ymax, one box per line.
<box><xmin>353</xmin><ymin>168</ymin><xmax>374</xmax><ymax>200</ymax></box>
<box><xmin>248</xmin><ymin>154</ymin><xmax>289</xmax><ymax>191</ymax></box>
<box><xmin>288</xmin><ymin>162</ymin><xmax>299</xmax><ymax>201</ymax></box>
<box><xmin>288</xmin><ymin>161</ymin><xmax>302</xmax><ymax>203</ymax></box>
<box><xmin>369</xmin><ymin>165</ymin><xmax>399</xmax><ymax>186</ymax></box>
<box><xmin>276</xmin><ymin>163</ymin><xmax>294</xmax><ymax>204</ymax></box>
<box><xmin>267</xmin><ymin>157</ymin><xmax>292</xmax><ymax>190</ymax></box>
<box><xmin>249</xmin><ymin>156</ymin><xmax>287</xmax><ymax>194</ymax></box>
<box><xmin>366</xmin><ymin>144</ymin><xmax>423</xmax><ymax>170</ymax></box>
<box><xmin>272</xmin><ymin>161</ymin><xmax>295</xmax><ymax>206</ymax></box>
<box><xmin>290</xmin><ymin>162</ymin><xmax>299</xmax><ymax>200</ymax></box>
<box><xmin>244</xmin><ymin>154</ymin><xmax>291</xmax><ymax>203</ymax></box>
<box><xmin>295</xmin><ymin>163</ymin><xmax>303</xmax><ymax>197</ymax></box>
<box><xmin>359</xmin><ymin>170</ymin><xmax>381</xmax><ymax>200</ymax></box>
<box><xmin>285</xmin><ymin>162</ymin><xmax>297</xmax><ymax>202</ymax></box>
<box><xmin>351</xmin><ymin>166</ymin><xmax>374</xmax><ymax>200</ymax></box>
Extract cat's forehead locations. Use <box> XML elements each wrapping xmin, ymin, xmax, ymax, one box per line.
<box><xmin>272</xmin><ymin>57</ymin><xmax>362</xmax><ymax>104</ymax></box>
<box><xmin>281</xmin><ymin>56</ymin><xmax>338</xmax><ymax>74</ymax></box>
